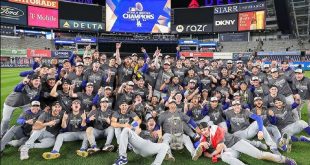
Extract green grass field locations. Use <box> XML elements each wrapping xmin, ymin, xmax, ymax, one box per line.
<box><xmin>1</xmin><ymin>68</ymin><xmax>310</xmax><ymax>165</ymax></box>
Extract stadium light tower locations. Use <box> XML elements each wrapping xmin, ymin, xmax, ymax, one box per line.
<box><xmin>188</xmin><ymin>0</ymin><xmax>200</xmax><ymax>8</ymax></box>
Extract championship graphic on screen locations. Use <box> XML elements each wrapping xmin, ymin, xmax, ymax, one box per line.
<box><xmin>238</xmin><ymin>10</ymin><xmax>265</xmax><ymax>31</ymax></box>
<box><xmin>106</xmin><ymin>0</ymin><xmax>171</xmax><ymax>33</ymax></box>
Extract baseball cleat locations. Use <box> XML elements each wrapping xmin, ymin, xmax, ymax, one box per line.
<box><xmin>87</xmin><ymin>147</ymin><xmax>100</xmax><ymax>155</ymax></box>
<box><xmin>300</xmin><ymin>136</ymin><xmax>310</xmax><ymax>143</ymax></box>
<box><xmin>102</xmin><ymin>144</ymin><xmax>115</xmax><ymax>152</ymax></box>
<box><xmin>113</xmin><ymin>155</ymin><xmax>128</xmax><ymax>165</ymax></box>
<box><xmin>192</xmin><ymin>145</ymin><xmax>203</xmax><ymax>161</ymax></box>
<box><xmin>165</xmin><ymin>153</ymin><xmax>175</xmax><ymax>162</ymax></box>
<box><xmin>285</xmin><ymin>157</ymin><xmax>297</xmax><ymax>165</ymax></box>
<box><xmin>76</xmin><ymin>150</ymin><xmax>88</xmax><ymax>157</ymax></box>
<box><xmin>42</xmin><ymin>152</ymin><xmax>60</xmax><ymax>160</ymax></box>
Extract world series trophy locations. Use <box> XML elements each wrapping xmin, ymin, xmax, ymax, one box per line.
<box><xmin>169</xmin><ymin>116</ymin><xmax>184</xmax><ymax>150</ymax></box>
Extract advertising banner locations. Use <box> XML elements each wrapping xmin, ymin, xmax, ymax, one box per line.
<box><xmin>172</xmin><ymin>24</ymin><xmax>213</xmax><ymax>33</ymax></box>
<box><xmin>51</xmin><ymin>50</ymin><xmax>72</xmax><ymax>58</ymax></box>
<box><xmin>213</xmin><ymin>52</ymin><xmax>233</xmax><ymax>59</ymax></box>
<box><xmin>180</xmin><ymin>52</ymin><xmax>213</xmax><ymax>58</ymax></box>
<box><xmin>257</xmin><ymin>51</ymin><xmax>301</xmax><ymax>56</ymax></box>
<box><xmin>178</xmin><ymin>39</ymin><xmax>199</xmax><ymax>45</ymax></box>
<box><xmin>106</xmin><ymin>0</ymin><xmax>171</xmax><ymax>33</ymax></box>
<box><xmin>214</xmin><ymin>1</ymin><xmax>266</xmax><ymax>14</ymax></box>
<box><xmin>0</xmin><ymin>49</ymin><xmax>26</xmax><ymax>57</ymax></box>
<box><xmin>219</xmin><ymin>32</ymin><xmax>249</xmax><ymax>42</ymax></box>
<box><xmin>1</xmin><ymin>1</ymin><xmax>27</xmax><ymax>25</ymax></box>
<box><xmin>213</xmin><ymin>13</ymin><xmax>238</xmax><ymax>32</ymax></box>
<box><xmin>0</xmin><ymin>24</ymin><xmax>15</xmax><ymax>35</ymax></box>
<box><xmin>75</xmin><ymin>37</ymin><xmax>97</xmax><ymax>43</ymax></box>
<box><xmin>232</xmin><ymin>52</ymin><xmax>253</xmax><ymax>60</ymax></box>
<box><xmin>28</xmin><ymin>6</ymin><xmax>58</xmax><ymax>28</ymax></box>
<box><xmin>9</xmin><ymin>0</ymin><xmax>58</xmax><ymax>9</ymax></box>
<box><xmin>62</xmin><ymin>0</ymin><xmax>93</xmax><ymax>4</ymax></box>
<box><xmin>27</xmin><ymin>49</ymin><xmax>51</xmax><ymax>58</ymax></box>
<box><xmin>59</xmin><ymin>1</ymin><xmax>102</xmax><ymax>22</ymax></box>
<box><xmin>238</xmin><ymin>10</ymin><xmax>265</xmax><ymax>31</ymax></box>
<box><xmin>59</xmin><ymin>19</ymin><xmax>104</xmax><ymax>31</ymax></box>
<box><xmin>54</xmin><ymin>39</ymin><xmax>75</xmax><ymax>44</ymax></box>
<box><xmin>173</xmin><ymin>7</ymin><xmax>214</xmax><ymax>33</ymax></box>
<box><xmin>291</xmin><ymin>62</ymin><xmax>310</xmax><ymax>71</ymax></box>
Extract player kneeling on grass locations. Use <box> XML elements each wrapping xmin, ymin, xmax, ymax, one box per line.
<box><xmin>20</xmin><ymin>101</ymin><xmax>62</xmax><ymax>160</ymax></box>
<box><xmin>42</xmin><ymin>99</ymin><xmax>87</xmax><ymax>159</ymax></box>
<box><xmin>269</xmin><ymin>98</ymin><xmax>310</xmax><ymax>152</ymax></box>
<box><xmin>113</xmin><ymin>115</ymin><xmax>170</xmax><ymax>165</ymax></box>
<box><xmin>157</xmin><ymin>99</ymin><xmax>203</xmax><ymax>161</ymax></box>
<box><xmin>76</xmin><ymin>97</ymin><xmax>115</xmax><ymax>157</ymax></box>
<box><xmin>1</xmin><ymin>101</ymin><xmax>42</xmax><ymax>154</ymax></box>
<box><xmin>194</xmin><ymin>122</ymin><xmax>297</xmax><ymax>165</ymax></box>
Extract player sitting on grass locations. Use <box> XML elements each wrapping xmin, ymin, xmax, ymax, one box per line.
<box><xmin>194</xmin><ymin>122</ymin><xmax>297</xmax><ymax>165</ymax></box>
<box><xmin>113</xmin><ymin>115</ymin><xmax>170</xmax><ymax>165</ymax></box>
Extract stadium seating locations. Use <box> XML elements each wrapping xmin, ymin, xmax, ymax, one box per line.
<box><xmin>0</xmin><ymin>35</ymin><xmax>55</xmax><ymax>50</ymax></box>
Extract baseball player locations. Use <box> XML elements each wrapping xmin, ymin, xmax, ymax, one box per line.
<box><xmin>251</xmin><ymin>97</ymin><xmax>285</xmax><ymax>150</ymax></box>
<box><xmin>291</xmin><ymin>68</ymin><xmax>310</xmax><ymax>124</ymax></box>
<box><xmin>76</xmin><ymin>97</ymin><xmax>115</xmax><ymax>157</ymax></box>
<box><xmin>113</xmin><ymin>116</ymin><xmax>170</xmax><ymax>165</ymax></box>
<box><xmin>42</xmin><ymin>99</ymin><xmax>87</xmax><ymax>159</ymax></box>
<box><xmin>111</xmin><ymin>101</ymin><xmax>141</xmax><ymax>146</ymax></box>
<box><xmin>157</xmin><ymin>99</ymin><xmax>202</xmax><ymax>161</ymax></box>
<box><xmin>50</xmin><ymin>79</ymin><xmax>72</xmax><ymax>113</ymax></box>
<box><xmin>1</xmin><ymin>101</ymin><xmax>41</xmax><ymax>153</ymax></box>
<box><xmin>70</xmin><ymin>82</ymin><xmax>96</xmax><ymax>113</ymax></box>
<box><xmin>194</xmin><ymin>122</ymin><xmax>297</xmax><ymax>165</ymax></box>
<box><xmin>224</xmin><ymin>100</ymin><xmax>280</xmax><ymax>154</ymax></box>
<box><xmin>1</xmin><ymin>74</ymin><xmax>41</xmax><ymax>137</ymax></box>
<box><xmin>19</xmin><ymin>101</ymin><xmax>62</xmax><ymax>160</ymax></box>
<box><xmin>263</xmin><ymin>85</ymin><xmax>287</xmax><ymax>108</ymax></box>
<box><xmin>269</xmin><ymin>98</ymin><xmax>310</xmax><ymax>152</ymax></box>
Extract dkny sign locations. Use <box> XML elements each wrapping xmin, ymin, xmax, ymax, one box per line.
<box><xmin>60</xmin><ymin>19</ymin><xmax>104</xmax><ymax>31</ymax></box>
<box><xmin>213</xmin><ymin>13</ymin><xmax>238</xmax><ymax>32</ymax></box>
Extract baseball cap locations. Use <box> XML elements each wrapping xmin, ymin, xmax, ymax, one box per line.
<box><xmin>263</xmin><ymin>64</ymin><xmax>270</xmax><ymax>68</ymax></box>
<box><xmin>251</xmin><ymin>76</ymin><xmax>259</xmax><ymax>81</ymax></box>
<box><xmin>83</xmin><ymin>54</ymin><xmax>91</xmax><ymax>59</ymax></box>
<box><xmin>237</xmin><ymin>60</ymin><xmax>243</xmax><ymax>64</ymax></box>
<box><xmin>232</xmin><ymin>100</ymin><xmax>241</xmax><ymax>106</ymax></box>
<box><xmin>164</xmin><ymin>61</ymin><xmax>170</xmax><ymax>65</ymax></box>
<box><xmin>190</xmin><ymin>58</ymin><xmax>195</xmax><ymax>61</ymax></box>
<box><xmin>63</xmin><ymin>59</ymin><xmax>70</xmax><ymax>64</ymax></box>
<box><xmin>41</xmin><ymin>63</ymin><xmax>50</xmax><ymax>68</ymax></box>
<box><xmin>131</xmin><ymin>53</ymin><xmax>138</xmax><ymax>57</ymax></box>
<box><xmin>120</xmin><ymin>100</ymin><xmax>128</xmax><ymax>105</ymax></box>
<box><xmin>210</xmin><ymin>97</ymin><xmax>218</xmax><ymax>102</ymax></box>
<box><xmin>204</xmin><ymin>66</ymin><xmax>210</xmax><ymax>70</ymax></box>
<box><xmin>31</xmin><ymin>101</ymin><xmax>40</xmax><ymax>106</ymax></box>
<box><xmin>62</xmin><ymin>79</ymin><xmax>71</xmax><ymax>85</ymax></box>
<box><xmin>86</xmin><ymin>82</ymin><xmax>94</xmax><ymax>87</ymax></box>
<box><xmin>233</xmin><ymin>92</ymin><xmax>240</xmax><ymax>97</ymax></box>
<box><xmin>168</xmin><ymin>99</ymin><xmax>176</xmax><ymax>104</ymax></box>
<box><xmin>29</xmin><ymin>74</ymin><xmax>41</xmax><ymax>80</ymax></box>
<box><xmin>189</xmin><ymin>79</ymin><xmax>197</xmax><ymax>84</ymax></box>
<box><xmin>104</xmin><ymin>86</ymin><xmax>112</xmax><ymax>90</ymax></box>
<box><xmin>100</xmin><ymin>97</ymin><xmax>109</xmax><ymax>102</ymax></box>
<box><xmin>52</xmin><ymin>101</ymin><xmax>61</xmax><ymax>106</ymax></box>
<box><xmin>281</xmin><ymin>60</ymin><xmax>289</xmax><ymax>64</ymax></box>
<box><xmin>202</xmin><ymin>89</ymin><xmax>208</xmax><ymax>92</ymax></box>
<box><xmin>165</xmin><ymin>55</ymin><xmax>170</xmax><ymax>59</ymax></box>
<box><xmin>254</xmin><ymin>97</ymin><xmax>262</xmax><ymax>101</ymax></box>
<box><xmin>271</xmin><ymin>68</ymin><xmax>278</xmax><ymax>73</ymax></box>
<box><xmin>226</xmin><ymin>60</ymin><xmax>233</xmax><ymax>64</ymax></box>
<box><xmin>127</xmin><ymin>81</ymin><xmax>135</xmax><ymax>86</ymax></box>
<box><xmin>145</xmin><ymin>113</ymin><xmax>154</xmax><ymax>122</ymax></box>
<box><xmin>47</xmin><ymin>75</ymin><xmax>56</xmax><ymax>80</ymax></box>
<box><xmin>72</xmin><ymin>99</ymin><xmax>81</xmax><ymax>104</ymax></box>
<box><xmin>295</xmin><ymin>68</ymin><xmax>303</xmax><ymax>73</ymax></box>
<box><xmin>199</xmin><ymin>58</ymin><xmax>205</xmax><ymax>61</ymax></box>
<box><xmin>76</xmin><ymin>62</ymin><xmax>84</xmax><ymax>67</ymax></box>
